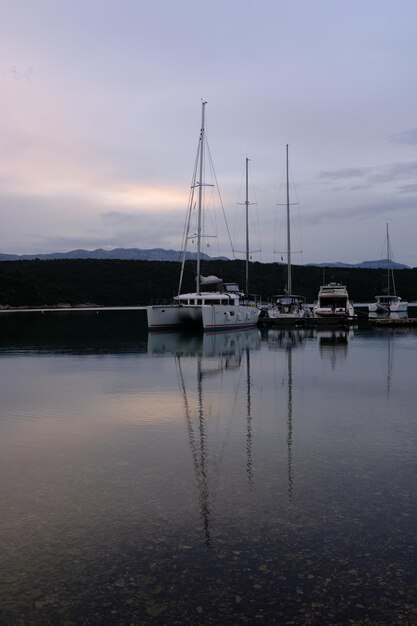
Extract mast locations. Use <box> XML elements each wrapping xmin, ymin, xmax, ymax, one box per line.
<box><xmin>196</xmin><ymin>101</ymin><xmax>207</xmax><ymax>295</ymax></box>
<box><xmin>386</xmin><ymin>222</ymin><xmax>396</xmax><ymax>297</ymax></box>
<box><xmin>245</xmin><ymin>157</ymin><xmax>250</xmax><ymax>296</ymax></box>
<box><xmin>286</xmin><ymin>144</ymin><xmax>292</xmax><ymax>295</ymax></box>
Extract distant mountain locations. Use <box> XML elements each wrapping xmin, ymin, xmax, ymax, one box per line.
<box><xmin>307</xmin><ymin>259</ymin><xmax>410</xmax><ymax>270</ymax></box>
<box><xmin>0</xmin><ymin>248</ymin><xmax>229</xmax><ymax>262</ymax></box>
<box><xmin>0</xmin><ymin>249</ymin><xmax>409</xmax><ymax>268</ymax></box>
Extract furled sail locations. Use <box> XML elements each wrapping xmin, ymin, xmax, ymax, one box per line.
<box><xmin>198</xmin><ymin>275</ymin><xmax>222</xmax><ymax>285</ymax></box>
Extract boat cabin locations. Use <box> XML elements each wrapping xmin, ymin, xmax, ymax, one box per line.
<box><xmin>313</xmin><ymin>282</ymin><xmax>356</xmax><ymax>318</ymax></box>
<box><xmin>271</xmin><ymin>294</ymin><xmax>306</xmax><ymax>313</ymax></box>
<box><xmin>318</xmin><ymin>284</ymin><xmax>348</xmax><ymax>306</ymax></box>
<box><xmin>374</xmin><ymin>295</ymin><xmax>400</xmax><ymax>305</ymax></box>
<box><xmin>174</xmin><ymin>282</ymin><xmax>243</xmax><ymax>307</ymax></box>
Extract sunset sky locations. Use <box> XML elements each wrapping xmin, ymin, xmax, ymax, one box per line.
<box><xmin>2</xmin><ymin>0</ymin><xmax>417</xmax><ymax>266</ymax></box>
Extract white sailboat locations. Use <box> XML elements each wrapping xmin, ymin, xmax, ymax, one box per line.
<box><xmin>146</xmin><ymin>102</ymin><xmax>260</xmax><ymax>331</ymax></box>
<box><xmin>368</xmin><ymin>224</ymin><xmax>408</xmax><ymax>315</ymax></box>
<box><xmin>268</xmin><ymin>145</ymin><xmax>310</xmax><ymax>323</ymax></box>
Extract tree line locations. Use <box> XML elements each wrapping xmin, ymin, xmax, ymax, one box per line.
<box><xmin>1</xmin><ymin>259</ymin><xmax>416</xmax><ymax>307</ymax></box>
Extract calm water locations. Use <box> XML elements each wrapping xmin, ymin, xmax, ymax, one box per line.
<box><xmin>1</xmin><ymin>310</ymin><xmax>417</xmax><ymax>625</ymax></box>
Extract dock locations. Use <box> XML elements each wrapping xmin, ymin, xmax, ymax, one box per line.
<box><xmin>368</xmin><ymin>317</ymin><xmax>417</xmax><ymax>327</ymax></box>
<box><xmin>259</xmin><ymin>309</ymin><xmax>417</xmax><ymax>329</ymax></box>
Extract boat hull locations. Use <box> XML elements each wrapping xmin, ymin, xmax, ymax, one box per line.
<box><xmin>313</xmin><ymin>308</ymin><xmax>351</xmax><ymax>318</ymax></box>
<box><xmin>147</xmin><ymin>304</ymin><xmax>260</xmax><ymax>331</ymax></box>
<box><xmin>266</xmin><ymin>313</ymin><xmax>308</xmax><ymax>327</ymax></box>
<box><xmin>369</xmin><ymin>300</ymin><xmax>408</xmax><ymax>314</ymax></box>
<box><xmin>201</xmin><ymin>304</ymin><xmax>260</xmax><ymax>330</ymax></box>
<box><xmin>146</xmin><ymin>305</ymin><xmax>202</xmax><ymax>330</ymax></box>
<box><xmin>390</xmin><ymin>301</ymin><xmax>408</xmax><ymax>313</ymax></box>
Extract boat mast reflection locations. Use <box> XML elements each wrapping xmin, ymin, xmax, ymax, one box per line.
<box><xmin>175</xmin><ymin>353</ymin><xmax>211</xmax><ymax>545</ymax></box>
<box><xmin>384</xmin><ymin>330</ymin><xmax>395</xmax><ymax>399</ymax></box>
<box><xmin>245</xmin><ymin>347</ymin><xmax>253</xmax><ymax>485</ymax></box>
<box><xmin>148</xmin><ymin>329</ymin><xmax>261</xmax><ymax>546</ymax></box>
<box><xmin>266</xmin><ymin>328</ymin><xmax>305</xmax><ymax>502</ymax></box>
<box><xmin>287</xmin><ymin>345</ymin><xmax>294</xmax><ymax>501</ymax></box>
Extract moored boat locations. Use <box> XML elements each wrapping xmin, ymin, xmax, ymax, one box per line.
<box><xmin>267</xmin><ymin>145</ymin><xmax>310</xmax><ymax>324</ymax></box>
<box><xmin>368</xmin><ymin>224</ymin><xmax>408</xmax><ymax>315</ymax></box>
<box><xmin>148</xmin><ymin>280</ymin><xmax>260</xmax><ymax>331</ymax></box>
<box><xmin>369</xmin><ymin>294</ymin><xmax>407</xmax><ymax>315</ymax></box>
<box><xmin>267</xmin><ymin>294</ymin><xmax>310</xmax><ymax>322</ymax></box>
<box><xmin>146</xmin><ymin>102</ymin><xmax>260</xmax><ymax>331</ymax></box>
<box><xmin>313</xmin><ymin>282</ymin><xmax>356</xmax><ymax>320</ymax></box>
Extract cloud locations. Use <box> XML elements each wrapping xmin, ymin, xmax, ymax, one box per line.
<box><xmin>367</xmin><ymin>161</ymin><xmax>417</xmax><ymax>183</ymax></box>
<box><xmin>388</xmin><ymin>129</ymin><xmax>417</xmax><ymax>146</ymax></box>
<box><xmin>10</xmin><ymin>209</ymin><xmax>187</xmax><ymax>254</ymax></box>
<box><xmin>318</xmin><ymin>167</ymin><xmax>372</xmax><ymax>181</ymax></box>
<box><xmin>318</xmin><ymin>161</ymin><xmax>417</xmax><ymax>186</ymax></box>
<box><xmin>303</xmin><ymin>194</ymin><xmax>417</xmax><ymax>226</ymax></box>
<box><xmin>397</xmin><ymin>183</ymin><xmax>417</xmax><ymax>194</ymax></box>
<box><xmin>349</xmin><ymin>184</ymin><xmax>373</xmax><ymax>191</ymax></box>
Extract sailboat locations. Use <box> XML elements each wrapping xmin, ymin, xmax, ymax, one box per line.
<box><xmin>368</xmin><ymin>224</ymin><xmax>408</xmax><ymax>315</ymax></box>
<box><xmin>267</xmin><ymin>145</ymin><xmax>310</xmax><ymax>324</ymax></box>
<box><xmin>146</xmin><ymin>102</ymin><xmax>260</xmax><ymax>331</ymax></box>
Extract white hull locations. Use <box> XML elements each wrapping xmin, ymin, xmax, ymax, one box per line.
<box><xmin>201</xmin><ymin>304</ymin><xmax>260</xmax><ymax>330</ymax></box>
<box><xmin>147</xmin><ymin>305</ymin><xmax>202</xmax><ymax>329</ymax></box>
<box><xmin>369</xmin><ymin>298</ymin><xmax>408</xmax><ymax>314</ymax></box>
<box><xmin>147</xmin><ymin>304</ymin><xmax>260</xmax><ymax>330</ymax></box>
<box><xmin>268</xmin><ymin>312</ymin><xmax>306</xmax><ymax>320</ymax></box>
<box><xmin>268</xmin><ymin>308</ymin><xmax>310</xmax><ymax>321</ymax></box>
<box><xmin>313</xmin><ymin>307</ymin><xmax>355</xmax><ymax>319</ymax></box>
<box><xmin>390</xmin><ymin>301</ymin><xmax>408</xmax><ymax>313</ymax></box>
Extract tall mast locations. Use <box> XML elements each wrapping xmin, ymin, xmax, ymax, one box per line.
<box><xmin>286</xmin><ymin>144</ymin><xmax>292</xmax><ymax>294</ymax></box>
<box><xmin>386</xmin><ymin>222</ymin><xmax>397</xmax><ymax>297</ymax></box>
<box><xmin>386</xmin><ymin>223</ymin><xmax>390</xmax><ymax>296</ymax></box>
<box><xmin>245</xmin><ymin>157</ymin><xmax>250</xmax><ymax>296</ymax></box>
<box><xmin>196</xmin><ymin>101</ymin><xmax>206</xmax><ymax>295</ymax></box>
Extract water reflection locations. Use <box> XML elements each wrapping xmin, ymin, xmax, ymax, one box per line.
<box><xmin>149</xmin><ymin>329</ymin><xmax>261</xmax><ymax>545</ymax></box>
<box><xmin>265</xmin><ymin>329</ymin><xmax>306</xmax><ymax>501</ymax></box>
<box><xmin>270</xmin><ymin>330</ymin><xmax>298</xmax><ymax>502</ymax></box>
<box><xmin>265</xmin><ymin>326</ymin><xmax>354</xmax><ymax>372</ymax></box>
<box><xmin>147</xmin><ymin>327</ymin><xmax>261</xmax><ymax>357</ymax></box>
<box><xmin>2</xmin><ymin>318</ymin><xmax>417</xmax><ymax>624</ymax></box>
<box><xmin>316</xmin><ymin>328</ymin><xmax>353</xmax><ymax>369</ymax></box>
<box><xmin>266</xmin><ymin>327</ymin><xmax>307</xmax><ymax>350</ymax></box>
<box><xmin>0</xmin><ymin>309</ymin><xmax>148</xmax><ymax>354</ymax></box>
<box><xmin>381</xmin><ymin>330</ymin><xmax>395</xmax><ymax>399</ymax></box>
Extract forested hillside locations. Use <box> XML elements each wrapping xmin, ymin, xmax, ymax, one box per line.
<box><xmin>0</xmin><ymin>259</ymin><xmax>416</xmax><ymax>307</ymax></box>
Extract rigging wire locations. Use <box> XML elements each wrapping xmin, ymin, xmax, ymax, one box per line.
<box><xmin>205</xmin><ymin>132</ymin><xmax>236</xmax><ymax>259</ymax></box>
